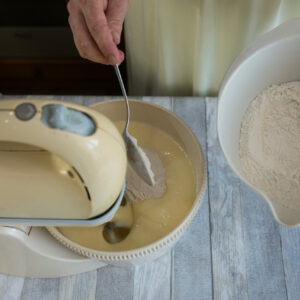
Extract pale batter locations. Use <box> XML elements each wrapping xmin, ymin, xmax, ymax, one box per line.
<box><xmin>58</xmin><ymin>121</ymin><xmax>196</xmax><ymax>251</ymax></box>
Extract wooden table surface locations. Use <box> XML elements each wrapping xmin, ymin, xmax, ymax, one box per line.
<box><xmin>0</xmin><ymin>95</ymin><xmax>299</xmax><ymax>300</ymax></box>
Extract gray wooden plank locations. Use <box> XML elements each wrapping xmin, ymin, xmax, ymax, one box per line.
<box><xmin>206</xmin><ymin>98</ymin><xmax>287</xmax><ymax>300</ymax></box>
<box><xmin>279</xmin><ymin>226</ymin><xmax>300</xmax><ymax>299</ymax></box>
<box><xmin>206</xmin><ymin>98</ymin><xmax>248</xmax><ymax>300</ymax></box>
<box><xmin>21</xmin><ymin>278</ymin><xmax>59</xmax><ymax>300</ymax></box>
<box><xmin>0</xmin><ymin>94</ymin><xmax>113</xmax><ymax>105</ymax></box>
<box><xmin>0</xmin><ymin>275</ymin><xmax>24</xmax><ymax>300</ymax></box>
<box><xmin>58</xmin><ymin>271</ymin><xmax>97</xmax><ymax>300</ymax></box>
<box><xmin>142</xmin><ymin>96</ymin><xmax>172</xmax><ymax>110</ymax></box>
<box><xmin>172</xmin><ymin>97</ymin><xmax>212</xmax><ymax>300</ymax></box>
<box><xmin>240</xmin><ymin>186</ymin><xmax>287</xmax><ymax>300</ymax></box>
<box><xmin>133</xmin><ymin>253</ymin><xmax>172</xmax><ymax>300</ymax></box>
<box><xmin>0</xmin><ymin>94</ymin><xmax>84</xmax><ymax>104</ymax></box>
<box><xmin>95</xmin><ymin>265</ymin><xmax>135</xmax><ymax>300</ymax></box>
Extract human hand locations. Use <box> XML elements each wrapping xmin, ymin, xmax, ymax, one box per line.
<box><xmin>67</xmin><ymin>0</ymin><xmax>130</xmax><ymax>65</ymax></box>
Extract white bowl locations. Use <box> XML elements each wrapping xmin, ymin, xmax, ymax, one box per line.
<box><xmin>48</xmin><ymin>99</ymin><xmax>207</xmax><ymax>265</ymax></box>
<box><xmin>218</xmin><ymin>19</ymin><xmax>300</xmax><ymax>226</ymax></box>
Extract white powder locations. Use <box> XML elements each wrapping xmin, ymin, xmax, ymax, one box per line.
<box><xmin>240</xmin><ymin>81</ymin><xmax>300</xmax><ymax>209</ymax></box>
<box><xmin>125</xmin><ymin>149</ymin><xmax>166</xmax><ymax>202</ymax></box>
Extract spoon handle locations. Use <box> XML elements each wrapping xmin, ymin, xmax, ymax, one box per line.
<box><xmin>113</xmin><ymin>65</ymin><xmax>130</xmax><ymax>137</ymax></box>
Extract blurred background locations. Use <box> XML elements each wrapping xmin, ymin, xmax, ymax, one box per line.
<box><xmin>0</xmin><ymin>0</ymin><xmax>127</xmax><ymax>95</ymax></box>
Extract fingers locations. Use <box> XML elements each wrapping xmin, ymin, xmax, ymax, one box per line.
<box><xmin>68</xmin><ymin>7</ymin><xmax>109</xmax><ymax>64</ymax></box>
<box><xmin>67</xmin><ymin>0</ymin><xmax>125</xmax><ymax>65</ymax></box>
<box><xmin>82</xmin><ymin>0</ymin><xmax>123</xmax><ymax>65</ymax></box>
<box><xmin>106</xmin><ymin>0</ymin><xmax>131</xmax><ymax>45</ymax></box>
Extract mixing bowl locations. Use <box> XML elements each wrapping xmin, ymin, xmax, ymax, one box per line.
<box><xmin>48</xmin><ymin>99</ymin><xmax>207</xmax><ymax>264</ymax></box>
<box><xmin>218</xmin><ymin>19</ymin><xmax>300</xmax><ymax>226</ymax></box>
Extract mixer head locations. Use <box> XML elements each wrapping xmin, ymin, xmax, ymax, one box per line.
<box><xmin>0</xmin><ymin>99</ymin><xmax>127</xmax><ymax>226</ymax></box>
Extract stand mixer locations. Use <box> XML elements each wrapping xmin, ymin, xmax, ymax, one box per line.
<box><xmin>0</xmin><ymin>98</ymin><xmax>127</xmax><ymax>277</ymax></box>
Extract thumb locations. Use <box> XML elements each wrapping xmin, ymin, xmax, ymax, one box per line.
<box><xmin>106</xmin><ymin>0</ymin><xmax>130</xmax><ymax>44</ymax></box>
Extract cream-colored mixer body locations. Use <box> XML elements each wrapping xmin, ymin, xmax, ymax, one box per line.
<box><xmin>0</xmin><ymin>99</ymin><xmax>127</xmax><ymax>219</ymax></box>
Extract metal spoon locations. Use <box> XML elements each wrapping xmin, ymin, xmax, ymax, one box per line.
<box><xmin>114</xmin><ymin>65</ymin><xmax>155</xmax><ymax>186</ymax></box>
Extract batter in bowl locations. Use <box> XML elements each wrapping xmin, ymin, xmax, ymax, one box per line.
<box><xmin>58</xmin><ymin>121</ymin><xmax>196</xmax><ymax>251</ymax></box>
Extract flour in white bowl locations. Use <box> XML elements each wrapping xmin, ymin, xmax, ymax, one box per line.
<box><xmin>240</xmin><ymin>81</ymin><xmax>300</xmax><ymax>209</ymax></box>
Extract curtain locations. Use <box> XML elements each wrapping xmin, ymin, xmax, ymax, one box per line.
<box><xmin>124</xmin><ymin>0</ymin><xmax>300</xmax><ymax>96</ymax></box>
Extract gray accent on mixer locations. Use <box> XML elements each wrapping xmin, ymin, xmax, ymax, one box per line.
<box><xmin>40</xmin><ymin>104</ymin><xmax>95</xmax><ymax>136</ymax></box>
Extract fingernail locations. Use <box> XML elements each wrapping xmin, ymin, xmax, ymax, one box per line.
<box><xmin>112</xmin><ymin>31</ymin><xmax>120</xmax><ymax>44</ymax></box>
